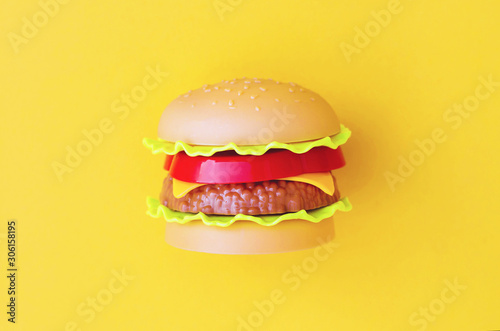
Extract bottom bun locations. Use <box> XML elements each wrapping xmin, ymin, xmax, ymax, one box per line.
<box><xmin>164</xmin><ymin>217</ymin><xmax>335</xmax><ymax>255</ymax></box>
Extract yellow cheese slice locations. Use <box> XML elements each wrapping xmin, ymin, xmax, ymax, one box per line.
<box><xmin>172</xmin><ymin>172</ymin><xmax>335</xmax><ymax>198</ymax></box>
<box><xmin>278</xmin><ymin>172</ymin><xmax>335</xmax><ymax>196</ymax></box>
<box><xmin>173</xmin><ymin>179</ymin><xmax>205</xmax><ymax>198</ymax></box>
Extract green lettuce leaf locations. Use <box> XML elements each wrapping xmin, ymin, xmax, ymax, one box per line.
<box><xmin>143</xmin><ymin>125</ymin><xmax>351</xmax><ymax>156</ymax></box>
<box><xmin>146</xmin><ymin>196</ymin><xmax>352</xmax><ymax>227</ymax></box>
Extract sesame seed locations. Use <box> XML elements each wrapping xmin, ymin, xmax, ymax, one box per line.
<box><xmin>214</xmin><ymin>86</ymin><xmax>219</xmax><ymax>90</ymax></box>
<box><xmin>204</xmin><ymin>89</ymin><xmax>211</xmax><ymax>92</ymax></box>
<box><xmin>191</xmin><ymin>104</ymin><xmax>195</xmax><ymax>108</ymax></box>
<box><xmin>245</xmin><ymin>81</ymin><xmax>251</xmax><ymax>84</ymax></box>
<box><xmin>243</xmin><ymin>85</ymin><xmax>249</xmax><ymax>90</ymax></box>
<box><xmin>276</xmin><ymin>81</ymin><xmax>281</xmax><ymax>84</ymax></box>
<box><xmin>183</xmin><ymin>94</ymin><xmax>190</xmax><ymax>97</ymax></box>
<box><xmin>224</xmin><ymin>88</ymin><xmax>231</xmax><ymax>92</ymax></box>
<box><xmin>294</xmin><ymin>100</ymin><xmax>300</xmax><ymax>103</ymax></box>
<box><xmin>289</xmin><ymin>82</ymin><xmax>296</xmax><ymax>87</ymax></box>
<box><xmin>237</xmin><ymin>90</ymin><xmax>243</xmax><ymax>96</ymax></box>
<box><xmin>202</xmin><ymin>85</ymin><xmax>208</xmax><ymax>89</ymax></box>
<box><xmin>250</xmin><ymin>95</ymin><xmax>258</xmax><ymax>100</ymax></box>
<box><xmin>275</xmin><ymin>98</ymin><xmax>280</xmax><ymax>102</ymax></box>
<box><xmin>229</xmin><ymin>100</ymin><xmax>234</xmax><ymax>106</ymax></box>
<box><xmin>212</xmin><ymin>101</ymin><xmax>217</xmax><ymax>105</ymax></box>
<box><xmin>254</xmin><ymin>80</ymin><xmax>261</xmax><ymax>83</ymax></box>
<box><xmin>299</xmin><ymin>88</ymin><xmax>304</xmax><ymax>92</ymax></box>
<box><xmin>259</xmin><ymin>87</ymin><xmax>267</xmax><ymax>92</ymax></box>
<box><xmin>289</xmin><ymin>88</ymin><xmax>294</xmax><ymax>93</ymax></box>
<box><xmin>255</xmin><ymin>106</ymin><xmax>261</xmax><ymax>111</ymax></box>
<box><xmin>229</xmin><ymin>80</ymin><xmax>235</xmax><ymax>84</ymax></box>
<box><xmin>310</xmin><ymin>97</ymin><xmax>316</xmax><ymax>101</ymax></box>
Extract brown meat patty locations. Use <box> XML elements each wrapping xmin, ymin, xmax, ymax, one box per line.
<box><xmin>160</xmin><ymin>174</ymin><xmax>340</xmax><ymax>216</ymax></box>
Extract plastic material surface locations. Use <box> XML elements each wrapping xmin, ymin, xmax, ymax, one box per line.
<box><xmin>157</xmin><ymin>78</ymin><xmax>341</xmax><ymax>145</ymax></box>
<box><xmin>164</xmin><ymin>217</ymin><xmax>336</xmax><ymax>255</ymax></box>
<box><xmin>171</xmin><ymin>171</ymin><xmax>337</xmax><ymax>198</ymax></box>
<box><xmin>143</xmin><ymin>125</ymin><xmax>351</xmax><ymax>156</ymax></box>
<box><xmin>165</xmin><ymin>146</ymin><xmax>345</xmax><ymax>184</ymax></box>
<box><xmin>146</xmin><ymin>196</ymin><xmax>352</xmax><ymax>227</ymax></box>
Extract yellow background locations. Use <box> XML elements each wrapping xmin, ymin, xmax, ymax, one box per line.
<box><xmin>1</xmin><ymin>0</ymin><xmax>499</xmax><ymax>330</ymax></box>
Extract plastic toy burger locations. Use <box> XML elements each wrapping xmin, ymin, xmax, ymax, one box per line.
<box><xmin>144</xmin><ymin>78</ymin><xmax>351</xmax><ymax>254</ymax></box>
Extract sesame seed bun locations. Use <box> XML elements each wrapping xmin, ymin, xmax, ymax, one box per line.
<box><xmin>158</xmin><ymin>78</ymin><xmax>341</xmax><ymax>146</ymax></box>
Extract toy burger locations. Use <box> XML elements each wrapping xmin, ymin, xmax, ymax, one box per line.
<box><xmin>144</xmin><ymin>78</ymin><xmax>351</xmax><ymax>254</ymax></box>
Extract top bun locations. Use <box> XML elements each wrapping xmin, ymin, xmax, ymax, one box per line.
<box><xmin>158</xmin><ymin>78</ymin><xmax>341</xmax><ymax>146</ymax></box>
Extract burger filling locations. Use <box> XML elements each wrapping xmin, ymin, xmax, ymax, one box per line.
<box><xmin>160</xmin><ymin>174</ymin><xmax>340</xmax><ymax>216</ymax></box>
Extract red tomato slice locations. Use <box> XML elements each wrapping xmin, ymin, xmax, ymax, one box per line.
<box><xmin>164</xmin><ymin>154</ymin><xmax>174</xmax><ymax>170</ymax></box>
<box><xmin>164</xmin><ymin>146</ymin><xmax>345</xmax><ymax>184</ymax></box>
